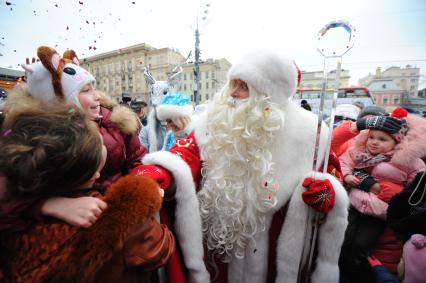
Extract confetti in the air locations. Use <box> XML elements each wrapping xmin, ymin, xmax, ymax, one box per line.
<box><xmin>79</xmin><ymin>1</ymin><xmax>83</xmax><ymax>4</ymax></box>
<box><xmin>5</xmin><ymin>1</ymin><xmax>14</xmax><ymax>6</ymax></box>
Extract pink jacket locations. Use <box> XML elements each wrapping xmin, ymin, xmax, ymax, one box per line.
<box><xmin>340</xmin><ymin>145</ymin><xmax>426</xmax><ymax>187</ymax></box>
<box><xmin>341</xmin><ymin>114</ymin><xmax>426</xmax><ymax>216</ymax></box>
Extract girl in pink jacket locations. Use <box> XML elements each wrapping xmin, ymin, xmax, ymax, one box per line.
<box><xmin>339</xmin><ymin>108</ymin><xmax>426</xmax><ymax>282</ymax></box>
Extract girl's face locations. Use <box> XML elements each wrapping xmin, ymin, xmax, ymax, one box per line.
<box><xmin>229</xmin><ymin>79</ymin><xmax>249</xmax><ymax>99</ymax></box>
<box><xmin>78</xmin><ymin>83</ymin><xmax>101</xmax><ymax>120</ymax></box>
<box><xmin>366</xmin><ymin>130</ymin><xmax>396</xmax><ymax>155</ymax></box>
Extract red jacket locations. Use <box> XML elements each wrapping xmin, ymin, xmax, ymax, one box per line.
<box><xmin>97</xmin><ymin>106</ymin><xmax>146</xmax><ymax>188</ymax></box>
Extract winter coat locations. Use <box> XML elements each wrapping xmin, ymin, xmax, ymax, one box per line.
<box><xmin>0</xmin><ymin>175</ymin><xmax>174</xmax><ymax>283</ymax></box>
<box><xmin>139</xmin><ymin>101</ymin><xmax>350</xmax><ymax>283</ymax></box>
<box><xmin>340</xmin><ymin>131</ymin><xmax>426</xmax><ymax>188</ymax></box>
<box><xmin>339</xmin><ymin>114</ymin><xmax>426</xmax><ymax>273</ymax></box>
<box><xmin>97</xmin><ymin>105</ymin><xmax>147</xmax><ymax>189</ymax></box>
<box><xmin>331</xmin><ymin>120</ymin><xmax>358</xmax><ymax>157</ymax></box>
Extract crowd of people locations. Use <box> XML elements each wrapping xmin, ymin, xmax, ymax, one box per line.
<box><xmin>0</xmin><ymin>45</ymin><xmax>425</xmax><ymax>283</ymax></box>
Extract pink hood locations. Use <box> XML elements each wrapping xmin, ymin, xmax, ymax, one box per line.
<box><xmin>353</xmin><ymin>114</ymin><xmax>426</xmax><ymax>167</ymax></box>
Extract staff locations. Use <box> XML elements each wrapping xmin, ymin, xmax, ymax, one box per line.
<box><xmin>297</xmin><ymin>20</ymin><xmax>356</xmax><ymax>283</ymax></box>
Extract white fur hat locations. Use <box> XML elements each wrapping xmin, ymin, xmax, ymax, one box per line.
<box><xmin>228</xmin><ymin>49</ymin><xmax>299</xmax><ymax>104</ymax></box>
<box><xmin>22</xmin><ymin>46</ymin><xmax>95</xmax><ymax>108</ymax></box>
<box><xmin>335</xmin><ymin>104</ymin><xmax>361</xmax><ymax>121</ymax></box>
<box><xmin>156</xmin><ymin>92</ymin><xmax>194</xmax><ymax>121</ymax></box>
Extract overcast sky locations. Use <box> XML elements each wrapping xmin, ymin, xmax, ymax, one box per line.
<box><xmin>1</xmin><ymin>0</ymin><xmax>425</xmax><ymax>87</ymax></box>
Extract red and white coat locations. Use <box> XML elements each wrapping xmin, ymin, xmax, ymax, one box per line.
<box><xmin>140</xmin><ymin>101</ymin><xmax>350</xmax><ymax>283</ymax></box>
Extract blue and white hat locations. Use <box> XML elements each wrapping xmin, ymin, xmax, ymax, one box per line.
<box><xmin>156</xmin><ymin>92</ymin><xmax>194</xmax><ymax>121</ymax></box>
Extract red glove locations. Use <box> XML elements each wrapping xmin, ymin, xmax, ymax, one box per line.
<box><xmin>130</xmin><ymin>164</ymin><xmax>172</xmax><ymax>190</ymax></box>
<box><xmin>302</xmin><ymin>177</ymin><xmax>336</xmax><ymax>213</ymax></box>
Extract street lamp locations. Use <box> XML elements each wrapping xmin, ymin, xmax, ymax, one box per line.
<box><xmin>193</xmin><ymin>3</ymin><xmax>210</xmax><ymax>105</ymax></box>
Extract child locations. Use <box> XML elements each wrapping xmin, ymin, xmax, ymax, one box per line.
<box><xmin>155</xmin><ymin>92</ymin><xmax>194</xmax><ymax>150</ymax></box>
<box><xmin>2</xmin><ymin>46</ymin><xmax>152</xmax><ymax>230</ymax></box>
<box><xmin>0</xmin><ymin>105</ymin><xmax>173</xmax><ymax>282</ymax></box>
<box><xmin>339</xmin><ymin>108</ymin><xmax>426</xmax><ymax>282</ymax></box>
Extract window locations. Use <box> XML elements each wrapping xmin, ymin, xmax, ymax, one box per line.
<box><xmin>410</xmin><ymin>86</ymin><xmax>415</xmax><ymax>90</ymax></box>
<box><xmin>382</xmin><ymin>84</ymin><xmax>387</xmax><ymax>89</ymax></box>
<box><xmin>206</xmin><ymin>82</ymin><xmax>209</xmax><ymax>89</ymax></box>
<box><xmin>212</xmin><ymin>72</ymin><xmax>215</xmax><ymax>79</ymax></box>
<box><xmin>394</xmin><ymin>98</ymin><xmax>399</xmax><ymax>104</ymax></box>
<box><xmin>184</xmin><ymin>84</ymin><xmax>187</xmax><ymax>91</ymax></box>
<box><xmin>184</xmin><ymin>74</ymin><xmax>187</xmax><ymax>80</ymax></box>
<box><xmin>206</xmin><ymin>72</ymin><xmax>209</xmax><ymax>79</ymax></box>
<box><xmin>383</xmin><ymin>97</ymin><xmax>388</xmax><ymax>105</ymax></box>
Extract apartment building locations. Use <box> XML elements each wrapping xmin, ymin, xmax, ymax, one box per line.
<box><xmin>81</xmin><ymin>43</ymin><xmax>230</xmax><ymax>104</ymax></box>
<box><xmin>368</xmin><ymin>79</ymin><xmax>404</xmax><ymax>108</ymax></box>
<box><xmin>359</xmin><ymin>65</ymin><xmax>420</xmax><ymax>98</ymax></box>
<box><xmin>300</xmin><ymin>69</ymin><xmax>350</xmax><ymax>90</ymax></box>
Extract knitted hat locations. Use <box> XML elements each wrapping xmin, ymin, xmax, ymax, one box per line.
<box><xmin>156</xmin><ymin>92</ymin><xmax>194</xmax><ymax>121</ymax></box>
<box><xmin>357</xmin><ymin>105</ymin><xmax>387</xmax><ymax>119</ymax></box>
<box><xmin>22</xmin><ymin>46</ymin><xmax>95</xmax><ymax>108</ymax></box>
<box><xmin>227</xmin><ymin>49</ymin><xmax>299</xmax><ymax>104</ymax></box>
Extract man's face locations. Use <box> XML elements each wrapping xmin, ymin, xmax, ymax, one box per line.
<box><xmin>229</xmin><ymin>79</ymin><xmax>249</xmax><ymax>99</ymax></box>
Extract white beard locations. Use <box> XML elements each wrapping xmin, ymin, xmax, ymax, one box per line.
<box><xmin>198</xmin><ymin>87</ymin><xmax>284</xmax><ymax>261</ymax></box>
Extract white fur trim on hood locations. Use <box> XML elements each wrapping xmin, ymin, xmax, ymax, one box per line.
<box><xmin>142</xmin><ymin>151</ymin><xmax>210</xmax><ymax>283</ymax></box>
<box><xmin>156</xmin><ymin>104</ymin><xmax>194</xmax><ymax>121</ymax></box>
<box><xmin>228</xmin><ymin>49</ymin><xmax>298</xmax><ymax>104</ymax></box>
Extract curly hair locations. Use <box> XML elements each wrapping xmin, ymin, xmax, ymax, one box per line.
<box><xmin>198</xmin><ymin>83</ymin><xmax>284</xmax><ymax>260</ymax></box>
<box><xmin>0</xmin><ymin>104</ymin><xmax>103</xmax><ymax>196</ymax></box>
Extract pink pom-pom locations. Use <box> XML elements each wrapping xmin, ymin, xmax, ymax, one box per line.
<box><xmin>391</xmin><ymin>107</ymin><xmax>408</xmax><ymax>118</ymax></box>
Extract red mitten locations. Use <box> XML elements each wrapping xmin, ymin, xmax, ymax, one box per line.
<box><xmin>130</xmin><ymin>164</ymin><xmax>172</xmax><ymax>190</ymax></box>
<box><xmin>302</xmin><ymin>177</ymin><xmax>336</xmax><ymax>213</ymax></box>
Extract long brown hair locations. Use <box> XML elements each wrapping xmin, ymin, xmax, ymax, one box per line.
<box><xmin>0</xmin><ymin>104</ymin><xmax>103</xmax><ymax>196</ymax></box>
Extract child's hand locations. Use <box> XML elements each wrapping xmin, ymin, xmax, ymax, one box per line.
<box><xmin>370</xmin><ymin>183</ymin><xmax>381</xmax><ymax>194</ymax></box>
<box><xmin>344</xmin><ymin>175</ymin><xmax>360</xmax><ymax>186</ymax></box>
<box><xmin>41</xmin><ymin>196</ymin><xmax>107</xmax><ymax>228</ymax></box>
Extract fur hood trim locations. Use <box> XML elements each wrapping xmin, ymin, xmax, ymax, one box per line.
<box><xmin>109</xmin><ymin>105</ymin><xmax>140</xmax><ymax>135</ymax></box>
<box><xmin>99</xmin><ymin>91</ymin><xmax>140</xmax><ymax>135</ymax></box>
<box><xmin>5</xmin><ymin>84</ymin><xmax>45</xmax><ymax>115</ymax></box>
<box><xmin>353</xmin><ymin>114</ymin><xmax>426</xmax><ymax>167</ymax></box>
<box><xmin>392</xmin><ymin>114</ymin><xmax>426</xmax><ymax>167</ymax></box>
<box><xmin>45</xmin><ymin>174</ymin><xmax>162</xmax><ymax>283</ymax></box>
<box><xmin>98</xmin><ymin>91</ymin><xmax>118</xmax><ymax>109</ymax></box>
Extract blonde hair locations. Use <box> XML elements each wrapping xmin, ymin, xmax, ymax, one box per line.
<box><xmin>171</xmin><ymin>116</ymin><xmax>191</xmax><ymax>132</ymax></box>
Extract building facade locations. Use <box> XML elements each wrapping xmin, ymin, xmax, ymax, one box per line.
<box><xmin>81</xmin><ymin>43</ymin><xmax>230</xmax><ymax>104</ymax></box>
<box><xmin>300</xmin><ymin>69</ymin><xmax>350</xmax><ymax>90</ymax></box>
<box><xmin>358</xmin><ymin>65</ymin><xmax>420</xmax><ymax>98</ymax></box>
<box><xmin>368</xmin><ymin>79</ymin><xmax>403</xmax><ymax>108</ymax></box>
